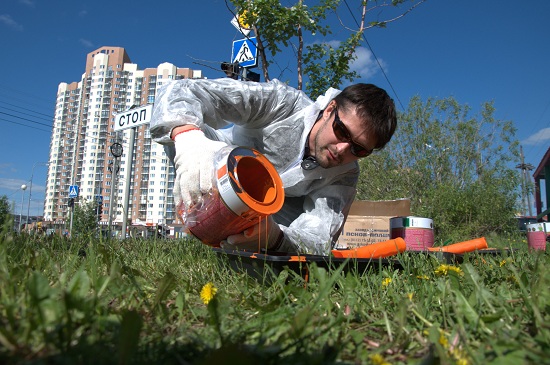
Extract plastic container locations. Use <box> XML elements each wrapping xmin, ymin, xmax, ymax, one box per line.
<box><xmin>526</xmin><ymin>222</ymin><xmax>547</xmax><ymax>250</ymax></box>
<box><xmin>390</xmin><ymin>216</ymin><xmax>434</xmax><ymax>251</ymax></box>
<box><xmin>182</xmin><ymin>146</ymin><xmax>285</xmax><ymax>246</ymax></box>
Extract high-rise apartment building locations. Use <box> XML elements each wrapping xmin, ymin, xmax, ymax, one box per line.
<box><xmin>44</xmin><ymin>46</ymin><xmax>203</xmax><ymax>228</ymax></box>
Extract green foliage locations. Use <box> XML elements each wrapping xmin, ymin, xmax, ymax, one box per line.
<box><xmin>357</xmin><ymin>96</ymin><xmax>521</xmax><ymax>241</ymax></box>
<box><xmin>0</xmin><ymin>195</ymin><xmax>10</xmax><ymax>227</ymax></box>
<box><xmin>230</xmin><ymin>0</ymin><xmax>425</xmax><ymax>97</ymax></box>
<box><xmin>304</xmin><ymin>32</ymin><xmax>363</xmax><ymax>99</ymax></box>
<box><xmin>0</xmin><ymin>231</ymin><xmax>548</xmax><ymax>364</ymax></box>
<box><xmin>72</xmin><ymin>200</ymin><xmax>99</xmax><ymax>237</ymax></box>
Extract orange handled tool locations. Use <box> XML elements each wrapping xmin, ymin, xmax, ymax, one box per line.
<box><xmin>428</xmin><ymin>237</ymin><xmax>488</xmax><ymax>254</ymax></box>
<box><xmin>332</xmin><ymin>237</ymin><xmax>406</xmax><ymax>259</ymax></box>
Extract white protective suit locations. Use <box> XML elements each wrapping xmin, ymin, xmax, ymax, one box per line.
<box><xmin>149</xmin><ymin>78</ymin><xmax>359</xmax><ymax>255</ymax></box>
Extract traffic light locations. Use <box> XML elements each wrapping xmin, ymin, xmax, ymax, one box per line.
<box><xmin>221</xmin><ymin>62</ymin><xmax>240</xmax><ymax>80</ymax></box>
<box><xmin>68</xmin><ymin>198</ymin><xmax>74</xmax><ymax>208</ymax></box>
<box><xmin>97</xmin><ymin>201</ymin><xmax>103</xmax><ymax>220</ymax></box>
<box><xmin>245</xmin><ymin>70</ymin><xmax>260</xmax><ymax>82</ymax></box>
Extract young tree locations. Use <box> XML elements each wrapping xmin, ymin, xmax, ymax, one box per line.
<box><xmin>229</xmin><ymin>0</ymin><xmax>426</xmax><ymax>99</ymax></box>
<box><xmin>0</xmin><ymin>195</ymin><xmax>11</xmax><ymax>227</ymax></box>
<box><xmin>356</xmin><ymin>96</ymin><xmax>521</xmax><ymax>240</ymax></box>
<box><xmin>72</xmin><ymin>200</ymin><xmax>99</xmax><ymax>238</ymax></box>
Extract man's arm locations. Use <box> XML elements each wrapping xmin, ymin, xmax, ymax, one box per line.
<box><xmin>150</xmin><ymin>78</ymin><xmax>307</xmax><ymax>145</ymax></box>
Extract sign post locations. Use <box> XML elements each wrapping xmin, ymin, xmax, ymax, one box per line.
<box><xmin>114</xmin><ymin>104</ymin><xmax>153</xmax><ymax>238</ymax></box>
<box><xmin>108</xmin><ymin>139</ymin><xmax>123</xmax><ymax>237</ymax></box>
<box><xmin>68</xmin><ymin>185</ymin><xmax>79</xmax><ymax>237</ymax></box>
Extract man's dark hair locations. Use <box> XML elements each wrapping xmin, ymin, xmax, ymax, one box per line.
<box><xmin>333</xmin><ymin>83</ymin><xmax>397</xmax><ymax>150</ymax></box>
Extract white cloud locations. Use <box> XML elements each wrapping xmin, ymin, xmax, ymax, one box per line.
<box><xmin>79</xmin><ymin>10</ymin><xmax>88</xmax><ymax>17</ymax></box>
<box><xmin>79</xmin><ymin>38</ymin><xmax>94</xmax><ymax>48</ymax></box>
<box><xmin>522</xmin><ymin>128</ymin><xmax>550</xmax><ymax>146</ymax></box>
<box><xmin>0</xmin><ymin>178</ymin><xmax>28</xmax><ymax>191</ymax></box>
<box><xmin>350</xmin><ymin>46</ymin><xmax>386</xmax><ymax>79</ymax></box>
<box><xmin>0</xmin><ymin>14</ymin><xmax>23</xmax><ymax>31</ymax></box>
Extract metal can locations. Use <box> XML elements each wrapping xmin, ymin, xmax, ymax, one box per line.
<box><xmin>526</xmin><ymin>222</ymin><xmax>547</xmax><ymax>251</ymax></box>
<box><xmin>390</xmin><ymin>216</ymin><xmax>434</xmax><ymax>251</ymax></box>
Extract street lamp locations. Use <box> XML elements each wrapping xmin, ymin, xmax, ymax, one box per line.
<box><xmin>26</xmin><ymin>162</ymin><xmax>49</xmax><ymax>225</ymax></box>
<box><xmin>19</xmin><ymin>184</ymin><xmax>27</xmax><ymax>232</ymax></box>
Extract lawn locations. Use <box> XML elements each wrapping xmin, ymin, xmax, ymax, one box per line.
<box><xmin>0</xmin><ymin>232</ymin><xmax>548</xmax><ymax>364</ymax></box>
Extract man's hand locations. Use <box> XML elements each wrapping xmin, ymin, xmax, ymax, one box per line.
<box><xmin>173</xmin><ymin>129</ymin><xmax>227</xmax><ymax>211</ymax></box>
<box><xmin>221</xmin><ymin>216</ymin><xmax>283</xmax><ymax>251</ymax></box>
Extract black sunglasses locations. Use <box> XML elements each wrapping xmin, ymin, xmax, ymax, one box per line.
<box><xmin>332</xmin><ymin>109</ymin><xmax>373</xmax><ymax>157</ymax></box>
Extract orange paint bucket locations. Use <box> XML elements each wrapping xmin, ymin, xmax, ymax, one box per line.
<box><xmin>184</xmin><ymin>147</ymin><xmax>285</xmax><ymax>246</ymax></box>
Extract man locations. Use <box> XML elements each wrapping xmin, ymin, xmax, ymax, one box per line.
<box><xmin>150</xmin><ymin>78</ymin><xmax>396</xmax><ymax>255</ymax></box>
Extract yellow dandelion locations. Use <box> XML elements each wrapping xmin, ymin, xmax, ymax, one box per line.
<box><xmin>434</xmin><ymin>264</ymin><xmax>463</xmax><ymax>276</ymax></box>
<box><xmin>438</xmin><ymin>331</ymin><xmax>449</xmax><ymax>348</ymax></box>
<box><xmin>200</xmin><ymin>282</ymin><xmax>217</xmax><ymax>305</ymax></box>
<box><xmin>416</xmin><ymin>275</ymin><xmax>430</xmax><ymax>280</ymax></box>
<box><xmin>499</xmin><ymin>259</ymin><xmax>506</xmax><ymax>267</ymax></box>
<box><xmin>382</xmin><ymin>277</ymin><xmax>392</xmax><ymax>287</ymax></box>
<box><xmin>451</xmin><ymin>349</ymin><xmax>471</xmax><ymax>365</ymax></box>
<box><xmin>369</xmin><ymin>353</ymin><xmax>391</xmax><ymax>365</ymax></box>
<box><xmin>407</xmin><ymin>293</ymin><xmax>414</xmax><ymax>301</ymax></box>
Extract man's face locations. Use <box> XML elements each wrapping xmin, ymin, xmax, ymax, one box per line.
<box><xmin>309</xmin><ymin>101</ymin><xmax>376</xmax><ymax>169</ymax></box>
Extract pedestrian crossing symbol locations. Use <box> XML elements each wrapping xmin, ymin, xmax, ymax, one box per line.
<box><xmin>232</xmin><ymin>37</ymin><xmax>257</xmax><ymax>68</ymax></box>
<box><xmin>68</xmin><ymin>185</ymin><xmax>79</xmax><ymax>198</ymax></box>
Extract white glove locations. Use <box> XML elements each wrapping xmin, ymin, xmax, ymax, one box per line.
<box><xmin>221</xmin><ymin>216</ymin><xmax>284</xmax><ymax>252</ymax></box>
<box><xmin>173</xmin><ymin>129</ymin><xmax>227</xmax><ymax>211</ymax></box>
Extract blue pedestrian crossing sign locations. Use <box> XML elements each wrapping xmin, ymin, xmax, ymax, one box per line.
<box><xmin>232</xmin><ymin>37</ymin><xmax>257</xmax><ymax>68</ymax></box>
<box><xmin>68</xmin><ymin>185</ymin><xmax>79</xmax><ymax>198</ymax></box>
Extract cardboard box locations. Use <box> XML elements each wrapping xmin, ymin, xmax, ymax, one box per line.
<box><xmin>335</xmin><ymin>199</ymin><xmax>411</xmax><ymax>249</ymax></box>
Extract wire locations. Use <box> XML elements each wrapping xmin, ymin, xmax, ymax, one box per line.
<box><xmin>0</xmin><ymin>105</ymin><xmax>53</xmax><ymax>123</ymax></box>
<box><xmin>342</xmin><ymin>0</ymin><xmax>405</xmax><ymax>110</ymax></box>
<box><xmin>0</xmin><ymin>118</ymin><xmax>50</xmax><ymax>133</ymax></box>
<box><xmin>0</xmin><ymin>111</ymin><xmax>53</xmax><ymax>129</ymax></box>
<box><xmin>0</xmin><ymin>101</ymin><xmax>54</xmax><ymax>120</ymax></box>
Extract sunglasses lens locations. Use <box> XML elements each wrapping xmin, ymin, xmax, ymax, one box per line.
<box><xmin>333</xmin><ymin>119</ymin><xmax>349</xmax><ymax>141</ymax></box>
<box><xmin>351</xmin><ymin>144</ymin><xmax>369</xmax><ymax>157</ymax></box>
<box><xmin>333</xmin><ymin>110</ymin><xmax>372</xmax><ymax>158</ymax></box>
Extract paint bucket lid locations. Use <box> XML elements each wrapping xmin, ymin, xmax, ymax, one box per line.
<box><xmin>216</xmin><ymin>147</ymin><xmax>284</xmax><ymax>217</ymax></box>
<box><xmin>390</xmin><ymin>216</ymin><xmax>433</xmax><ymax>229</ymax></box>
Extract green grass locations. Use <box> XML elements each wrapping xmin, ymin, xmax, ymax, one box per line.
<box><xmin>0</xmin><ymin>230</ymin><xmax>548</xmax><ymax>364</ymax></box>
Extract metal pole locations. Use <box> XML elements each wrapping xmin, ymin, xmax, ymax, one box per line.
<box><xmin>69</xmin><ymin>204</ymin><xmax>74</xmax><ymax>234</ymax></box>
<box><xmin>516</xmin><ymin>146</ymin><xmax>535</xmax><ymax>216</ymax></box>
<box><xmin>121</xmin><ymin>128</ymin><xmax>136</xmax><ymax>238</ymax></box>
<box><xmin>108</xmin><ymin>133</ymin><xmax>121</xmax><ymax>238</ymax></box>
<box><xmin>19</xmin><ymin>184</ymin><xmax>27</xmax><ymax>232</ymax></box>
<box><xmin>26</xmin><ymin>162</ymin><xmax>48</xmax><ymax>226</ymax></box>
<box><xmin>69</xmin><ymin>120</ymin><xmax>79</xmax><ymax>238</ymax></box>
<box><xmin>107</xmin><ymin>156</ymin><xmax>119</xmax><ymax>237</ymax></box>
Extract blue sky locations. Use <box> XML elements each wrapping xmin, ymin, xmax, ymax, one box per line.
<box><xmin>1</xmin><ymin>0</ymin><xmax>549</xmax><ymax>216</ymax></box>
